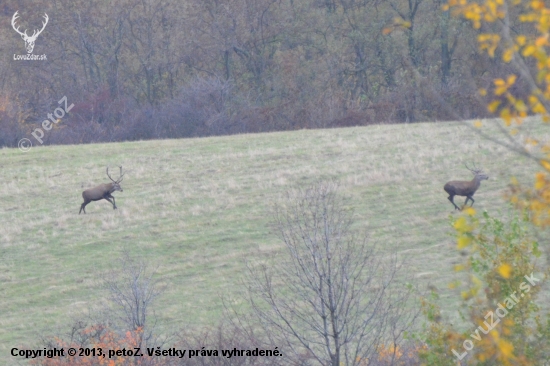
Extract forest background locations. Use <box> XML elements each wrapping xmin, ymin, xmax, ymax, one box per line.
<box><xmin>0</xmin><ymin>0</ymin><xmax>509</xmax><ymax>146</ymax></box>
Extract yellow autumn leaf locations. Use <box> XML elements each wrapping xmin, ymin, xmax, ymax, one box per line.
<box><xmin>530</xmin><ymin>200</ymin><xmax>544</xmax><ymax>212</ymax></box>
<box><xmin>488</xmin><ymin>100</ymin><xmax>501</xmax><ymax>113</ymax></box>
<box><xmin>519</xmin><ymin>13</ymin><xmax>537</xmax><ymax>22</ymax></box>
<box><xmin>498</xmin><ymin>263</ymin><xmax>512</xmax><ymax>278</ymax></box>
<box><xmin>535</xmin><ymin>172</ymin><xmax>546</xmax><ymax>189</ymax></box>
<box><xmin>533</xmin><ymin>102</ymin><xmax>547</xmax><ymax>114</ymax></box>
<box><xmin>522</xmin><ymin>45</ymin><xmax>536</xmax><ymax>57</ymax></box>
<box><xmin>497</xmin><ymin>339</ymin><xmax>514</xmax><ymax>358</ymax></box>
<box><xmin>516</xmin><ymin>35</ymin><xmax>526</xmax><ymax>46</ymax></box>
<box><xmin>531</xmin><ymin>0</ymin><xmax>545</xmax><ymax>10</ymax></box>
<box><xmin>541</xmin><ymin>159</ymin><xmax>550</xmax><ymax>171</ymax></box>
<box><xmin>402</xmin><ymin>21</ymin><xmax>411</xmax><ymax>28</ymax></box>
<box><xmin>474</xmin><ymin>120</ymin><xmax>483</xmax><ymax>128</ymax></box>
<box><xmin>478</xmin><ymin>34</ymin><xmax>490</xmax><ymax>42</ymax></box>
<box><xmin>495</xmin><ymin>86</ymin><xmax>507</xmax><ymax>96</ymax></box>
<box><xmin>507</xmin><ymin>74</ymin><xmax>517</xmax><ymax>85</ymax></box>
<box><xmin>535</xmin><ymin>36</ymin><xmax>548</xmax><ymax>47</ymax></box>
<box><xmin>478</xmin><ymin>88</ymin><xmax>487</xmax><ymax>96</ymax></box>
<box><xmin>463</xmin><ymin>207</ymin><xmax>476</xmax><ymax>216</ymax></box>
<box><xmin>501</xmin><ymin>108</ymin><xmax>512</xmax><ymax>125</ymax></box>
<box><xmin>453</xmin><ymin>216</ymin><xmax>467</xmax><ymax>230</ymax></box>
<box><xmin>484</xmin><ymin>13</ymin><xmax>495</xmax><ymax>22</ymax></box>
<box><xmin>502</xmin><ymin>48</ymin><xmax>514</xmax><ymax>62</ymax></box>
<box><xmin>529</xmin><ymin>95</ymin><xmax>538</xmax><ymax>104</ymax></box>
<box><xmin>457</xmin><ymin>236</ymin><xmax>471</xmax><ymax>249</ymax></box>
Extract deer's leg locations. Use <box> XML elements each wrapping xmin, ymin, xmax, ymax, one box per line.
<box><xmin>79</xmin><ymin>201</ymin><xmax>88</xmax><ymax>214</ymax></box>
<box><xmin>465</xmin><ymin>196</ymin><xmax>474</xmax><ymax>206</ymax></box>
<box><xmin>104</xmin><ymin>195</ymin><xmax>117</xmax><ymax>209</ymax></box>
<box><xmin>448</xmin><ymin>195</ymin><xmax>460</xmax><ymax>210</ymax></box>
<box><xmin>109</xmin><ymin>194</ymin><xmax>117</xmax><ymax>209</ymax></box>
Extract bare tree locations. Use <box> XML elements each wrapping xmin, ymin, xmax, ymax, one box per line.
<box><xmin>34</xmin><ymin>252</ymin><xmax>167</xmax><ymax>365</ymax></box>
<box><xmin>104</xmin><ymin>251</ymin><xmax>164</xmax><ymax>344</ymax></box>
<box><xmin>246</xmin><ymin>181</ymin><xmax>419</xmax><ymax>366</ymax></box>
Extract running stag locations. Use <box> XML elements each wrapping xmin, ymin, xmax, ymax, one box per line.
<box><xmin>444</xmin><ymin>164</ymin><xmax>488</xmax><ymax>210</ymax></box>
<box><xmin>79</xmin><ymin>166</ymin><xmax>125</xmax><ymax>214</ymax></box>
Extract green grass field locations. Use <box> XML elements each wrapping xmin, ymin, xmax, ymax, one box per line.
<box><xmin>0</xmin><ymin>119</ymin><xmax>547</xmax><ymax>362</ymax></box>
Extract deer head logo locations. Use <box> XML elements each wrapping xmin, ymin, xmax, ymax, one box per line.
<box><xmin>11</xmin><ymin>11</ymin><xmax>49</xmax><ymax>54</ymax></box>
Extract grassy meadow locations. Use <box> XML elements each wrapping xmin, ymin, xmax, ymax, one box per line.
<box><xmin>0</xmin><ymin>119</ymin><xmax>548</xmax><ymax>362</ymax></box>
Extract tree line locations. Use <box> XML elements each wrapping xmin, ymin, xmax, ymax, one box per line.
<box><xmin>0</xmin><ymin>0</ymin><xmax>532</xmax><ymax>147</ymax></box>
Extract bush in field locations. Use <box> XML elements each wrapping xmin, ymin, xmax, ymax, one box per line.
<box><xmin>420</xmin><ymin>209</ymin><xmax>550</xmax><ymax>365</ymax></box>
<box><xmin>417</xmin><ymin>0</ymin><xmax>550</xmax><ymax>363</ymax></box>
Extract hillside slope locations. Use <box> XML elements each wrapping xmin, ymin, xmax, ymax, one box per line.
<box><xmin>0</xmin><ymin>120</ymin><xmax>545</xmax><ymax>361</ymax></box>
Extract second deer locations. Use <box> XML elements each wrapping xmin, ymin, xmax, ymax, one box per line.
<box><xmin>444</xmin><ymin>164</ymin><xmax>488</xmax><ymax>210</ymax></box>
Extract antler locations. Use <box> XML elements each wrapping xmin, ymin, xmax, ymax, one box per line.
<box><xmin>107</xmin><ymin>166</ymin><xmax>124</xmax><ymax>183</ymax></box>
<box><xmin>11</xmin><ymin>11</ymin><xmax>27</xmax><ymax>37</ymax></box>
<box><xmin>117</xmin><ymin>166</ymin><xmax>125</xmax><ymax>183</ymax></box>
<box><xmin>11</xmin><ymin>12</ymin><xmax>48</xmax><ymax>39</ymax></box>
<box><xmin>465</xmin><ymin>162</ymin><xmax>482</xmax><ymax>174</ymax></box>
<box><xmin>106</xmin><ymin>166</ymin><xmax>116</xmax><ymax>182</ymax></box>
<box><xmin>32</xmin><ymin>13</ymin><xmax>49</xmax><ymax>39</ymax></box>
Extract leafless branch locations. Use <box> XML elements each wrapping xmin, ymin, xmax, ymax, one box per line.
<box><xmin>245</xmin><ymin>181</ymin><xmax>419</xmax><ymax>366</ymax></box>
<box><xmin>104</xmin><ymin>251</ymin><xmax>164</xmax><ymax>345</ymax></box>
